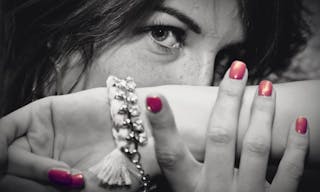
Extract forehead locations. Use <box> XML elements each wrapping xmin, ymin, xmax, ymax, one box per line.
<box><xmin>163</xmin><ymin>0</ymin><xmax>241</xmax><ymax>36</ymax></box>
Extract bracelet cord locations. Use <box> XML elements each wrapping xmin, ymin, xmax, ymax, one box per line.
<box><xmin>89</xmin><ymin>76</ymin><xmax>153</xmax><ymax>191</ymax></box>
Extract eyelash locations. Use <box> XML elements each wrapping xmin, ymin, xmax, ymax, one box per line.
<box><xmin>136</xmin><ymin>24</ymin><xmax>187</xmax><ymax>53</ymax></box>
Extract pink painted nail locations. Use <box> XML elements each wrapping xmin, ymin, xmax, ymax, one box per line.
<box><xmin>296</xmin><ymin>117</ymin><xmax>308</xmax><ymax>135</ymax></box>
<box><xmin>258</xmin><ymin>80</ymin><xmax>273</xmax><ymax>96</ymax></box>
<box><xmin>48</xmin><ymin>169</ymin><xmax>72</xmax><ymax>186</ymax></box>
<box><xmin>229</xmin><ymin>60</ymin><xmax>246</xmax><ymax>80</ymax></box>
<box><xmin>146</xmin><ymin>96</ymin><xmax>162</xmax><ymax>113</ymax></box>
<box><xmin>71</xmin><ymin>173</ymin><xmax>85</xmax><ymax>188</ymax></box>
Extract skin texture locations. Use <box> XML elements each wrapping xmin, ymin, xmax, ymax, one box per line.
<box><xmin>0</xmin><ymin>72</ymin><xmax>314</xmax><ymax>192</ymax></box>
<box><xmin>62</xmin><ymin>0</ymin><xmax>243</xmax><ymax>92</ymax></box>
<box><xmin>0</xmin><ymin>89</ymin><xmax>142</xmax><ymax>192</ymax></box>
<box><xmin>0</xmin><ymin>0</ymin><xmax>247</xmax><ymax>190</ymax></box>
<box><xmin>0</xmin><ymin>0</ymin><xmax>315</xmax><ymax>191</ymax></box>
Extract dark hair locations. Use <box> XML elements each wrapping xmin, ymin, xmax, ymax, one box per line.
<box><xmin>0</xmin><ymin>0</ymin><xmax>164</xmax><ymax>116</ymax></box>
<box><xmin>0</xmin><ymin>0</ymin><xmax>311</xmax><ymax>116</ymax></box>
<box><xmin>213</xmin><ymin>0</ymin><xmax>311</xmax><ymax>85</ymax></box>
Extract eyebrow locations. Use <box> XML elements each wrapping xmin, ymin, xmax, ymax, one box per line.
<box><xmin>156</xmin><ymin>6</ymin><xmax>202</xmax><ymax>34</ymax></box>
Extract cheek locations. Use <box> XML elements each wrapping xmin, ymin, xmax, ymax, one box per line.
<box><xmin>93</xmin><ymin>46</ymin><xmax>175</xmax><ymax>87</ymax></box>
<box><xmin>92</xmin><ymin>38</ymin><xmax>218</xmax><ymax>87</ymax></box>
<box><xmin>94</xmin><ymin>49</ymin><xmax>208</xmax><ymax>87</ymax></box>
<box><xmin>109</xmin><ymin>54</ymin><xmax>214</xmax><ymax>87</ymax></box>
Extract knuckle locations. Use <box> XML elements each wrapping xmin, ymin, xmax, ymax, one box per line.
<box><xmin>253</xmin><ymin>97</ymin><xmax>275</xmax><ymax>113</ymax></box>
<box><xmin>279</xmin><ymin>160</ymin><xmax>304</xmax><ymax>180</ymax></box>
<box><xmin>207</xmin><ymin>128</ymin><xmax>233</xmax><ymax>145</ymax></box>
<box><xmin>29</xmin><ymin>132</ymin><xmax>51</xmax><ymax>150</ymax></box>
<box><xmin>156</xmin><ymin>145</ymin><xmax>185</xmax><ymax>169</ymax></box>
<box><xmin>33</xmin><ymin>96</ymin><xmax>53</xmax><ymax>108</ymax></box>
<box><xmin>288</xmin><ymin>139</ymin><xmax>308</xmax><ymax>152</ymax></box>
<box><xmin>219</xmin><ymin>85</ymin><xmax>242</xmax><ymax>98</ymax></box>
<box><xmin>152</xmin><ymin>115</ymin><xmax>175</xmax><ymax>130</ymax></box>
<box><xmin>243</xmin><ymin>137</ymin><xmax>270</xmax><ymax>155</ymax></box>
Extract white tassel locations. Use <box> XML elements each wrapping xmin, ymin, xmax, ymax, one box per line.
<box><xmin>89</xmin><ymin>148</ymin><xmax>133</xmax><ymax>186</ymax></box>
<box><xmin>89</xmin><ymin>76</ymin><xmax>146</xmax><ymax>186</ymax></box>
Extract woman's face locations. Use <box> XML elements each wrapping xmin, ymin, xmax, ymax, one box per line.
<box><xmin>81</xmin><ymin>0</ymin><xmax>244</xmax><ymax>89</ymax></box>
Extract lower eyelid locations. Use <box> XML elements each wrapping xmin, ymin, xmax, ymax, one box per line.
<box><xmin>144</xmin><ymin>36</ymin><xmax>181</xmax><ymax>60</ymax></box>
<box><xmin>155</xmin><ymin>42</ymin><xmax>175</xmax><ymax>55</ymax></box>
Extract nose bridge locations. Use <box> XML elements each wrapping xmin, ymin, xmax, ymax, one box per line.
<box><xmin>197</xmin><ymin>48</ymin><xmax>217</xmax><ymax>85</ymax></box>
<box><xmin>176</xmin><ymin>35</ymin><xmax>220</xmax><ymax>86</ymax></box>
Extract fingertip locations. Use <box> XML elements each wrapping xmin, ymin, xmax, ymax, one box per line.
<box><xmin>252</xmin><ymin>81</ymin><xmax>276</xmax><ymax>111</ymax></box>
<box><xmin>146</xmin><ymin>94</ymin><xmax>164</xmax><ymax>114</ymax></box>
<box><xmin>258</xmin><ymin>80</ymin><xmax>273</xmax><ymax>97</ymax></box>
<box><xmin>256</xmin><ymin>80</ymin><xmax>277</xmax><ymax>98</ymax></box>
<box><xmin>70</xmin><ymin>173</ymin><xmax>85</xmax><ymax>188</ymax></box>
<box><xmin>295</xmin><ymin>116</ymin><xmax>308</xmax><ymax>135</ymax></box>
<box><xmin>145</xmin><ymin>94</ymin><xmax>173</xmax><ymax>118</ymax></box>
<box><xmin>288</xmin><ymin>116</ymin><xmax>309</xmax><ymax>139</ymax></box>
<box><xmin>145</xmin><ymin>94</ymin><xmax>176</xmax><ymax>136</ymax></box>
<box><xmin>47</xmin><ymin>168</ymin><xmax>72</xmax><ymax>186</ymax></box>
<box><xmin>218</xmin><ymin>60</ymin><xmax>248</xmax><ymax>98</ymax></box>
<box><xmin>223</xmin><ymin>60</ymin><xmax>248</xmax><ymax>84</ymax></box>
<box><xmin>229</xmin><ymin>60</ymin><xmax>247</xmax><ymax>80</ymax></box>
<box><xmin>47</xmin><ymin>167</ymin><xmax>85</xmax><ymax>188</ymax></box>
<box><xmin>286</xmin><ymin>116</ymin><xmax>309</xmax><ymax>151</ymax></box>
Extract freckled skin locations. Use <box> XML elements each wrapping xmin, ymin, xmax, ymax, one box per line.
<box><xmin>64</xmin><ymin>0</ymin><xmax>244</xmax><ymax>91</ymax></box>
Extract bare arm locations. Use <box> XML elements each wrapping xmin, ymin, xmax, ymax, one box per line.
<box><xmin>137</xmin><ymin>80</ymin><xmax>320</xmax><ymax>175</ymax></box>
<box><xmin>1</xmin><ymin>80</ymin><xmax>318</xmax><ymax>191</ymax></box>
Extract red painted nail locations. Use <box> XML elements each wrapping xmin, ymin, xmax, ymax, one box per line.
<box><xmin>146</xmin><ymin>96</ymin><xmax>162</xmax><ymax>113</ymax></box>
<box><xmin>48</xmin><ymin>169</ymin><xmax>72</xmax><ymax>186</ymax></box>
<box><xmin>229</xmin><ymin>60</ymin><xmax>246</xmax><ymax>80</ymax></box>
<box><xmin>258</xmin><ymin>80</ymin><xmax>273</xmax><ymax>96</ymax></box>
<box><xmin>71</xmin><ymin>173</ymin><xmax>85</xmax><ymax>188</ymax></box>
<box><xmin>296</xmin><ymin>117</ymin><xmax>308</xmax><ymax>135</ymax></box>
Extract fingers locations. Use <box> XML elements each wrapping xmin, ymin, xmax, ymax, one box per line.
<box><xmin>271</xmin><ymin>117</ymin><xmax>309</xmax><ymax>192</ymax></box>
<box><xmin>146</xmin><ymin>94</ymin><xmax>201</xmax><ymax>191</ymax></box>
<box><xmin>238</xmin><ymin>81</ymin><xmax>275</xmax><ymax>192</ymax></box>
<box><xmin>0</xmin><ymin>98</ymin><xmax>52</xmax><ymax>174</ymax></box>
<box><xmin>0</xmin><ymin>98</ymin><xmax>84</xmax><ymax>188</ymax></box>
<box><xmin>8</xmin><ymin>144</ymin><xmax>84</xmax><ymax>188</ymax></box>
<box><xmin>204</xmin><ymin>61</ymin><xmax>247</xmax><ymax>191</ymax></box>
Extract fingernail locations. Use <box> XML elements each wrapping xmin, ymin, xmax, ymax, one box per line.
<box><xmin>229</xmin><ymin>60</ymin><xmax>246</xmax><ymax>80</ymax></box>
<box><xmin>71</xmin><ymin>173</ymin><xmax>85</xmax><ymax>188</ymax></box>
<box><xmin>258</xmin><ymin>80</ymin><xmax>273</xmax><ymax>96</ymax></box>
<box><xmin>48</xmin><ymin>169</ymin><xmax>72</xmax><ymax>186</ymax></box>
<box><xmin>296</xmin><ymin>117</ymin><xmax>308</xmax><ymax>135</ymax></box>
<box><xmin>146</xmin><ymin>96</ymin><xmax>162</xmax><ymax>113</ymax></box>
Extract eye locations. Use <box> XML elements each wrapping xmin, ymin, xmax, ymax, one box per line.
<box><xmin>136</xmin><ymin>25</ymin><xmax>186</xmax><ymax>50</ymax></box>
<box><xmin>149</xmin><ymin>25</ymin><xmax>186</xmax><ymax>49</ymax></box>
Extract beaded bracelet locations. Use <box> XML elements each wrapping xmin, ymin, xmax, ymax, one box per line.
<box><xmin>89</xmin><ymin>76</ymin><xmax>151</xmax><ymax>191</ymax></box>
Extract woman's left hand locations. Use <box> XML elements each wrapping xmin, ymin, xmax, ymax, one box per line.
<box><xmin>0</xmin><ymin>88</ymin><xmax>140</xmax><ymax>192</ymax></box>
<box><xmin>146</xmin><ymin>66</ymin><xmax>309</xmax><ymax>192</ymax></box>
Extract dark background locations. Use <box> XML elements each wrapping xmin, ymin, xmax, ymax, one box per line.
<box><xmin>272</xmin><ymin>0</ymin><xmax>320</xmax><ymax>82</ymax></box>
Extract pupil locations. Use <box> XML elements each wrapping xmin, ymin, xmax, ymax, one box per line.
<box><xmin>152</xmin><ymin>29</ymin><xmax>168</xmax><ymax>41</ymax></box>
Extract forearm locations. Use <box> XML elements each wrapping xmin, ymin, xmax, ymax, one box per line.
<box><xmin>137</xmin><ymin>80</ymin><xmax>320</xmax><ymax>177</ymax></box>
<box><xmin>3</xmin><ymin>80</ymin><xmax>318</xmax><ymax>189</ymax></box>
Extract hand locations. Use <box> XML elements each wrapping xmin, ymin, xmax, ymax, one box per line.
<box><xmin>146</xmin><ymin>62</ymin><xmax>309</xmax><ymax>192</ymax></box>
<box><xmin>0</xmin><ymin>88</ymin><xmax>140</xmax><ymax>191</ymax></box>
